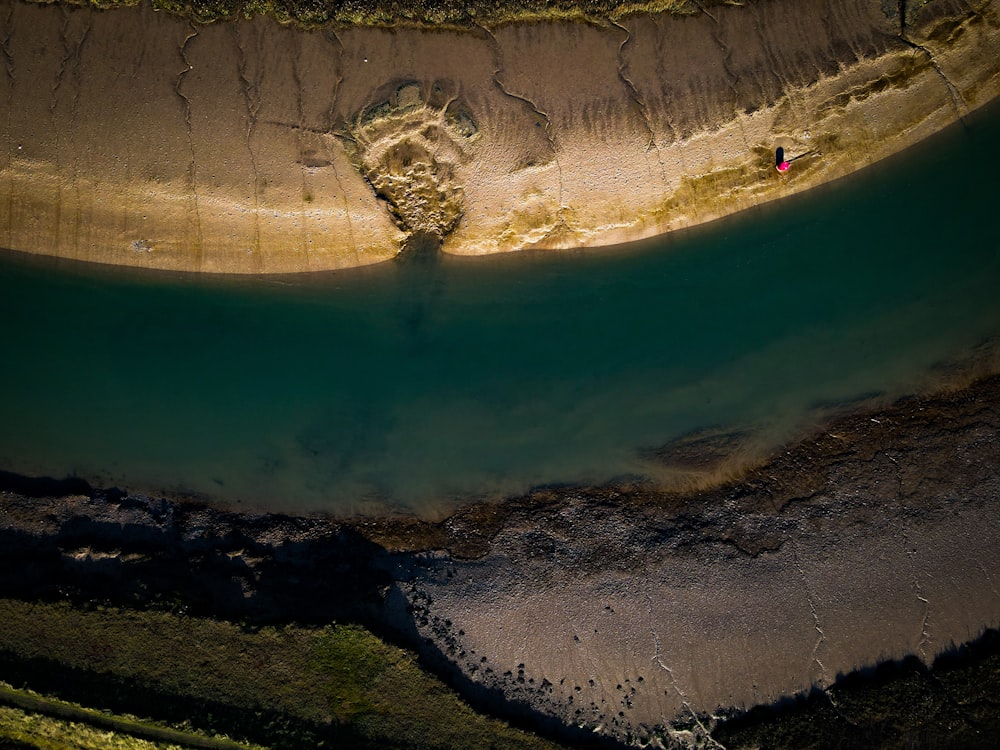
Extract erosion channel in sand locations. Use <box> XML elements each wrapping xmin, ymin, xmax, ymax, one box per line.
<box><xmin>2</xmin><ymin>0</ymin><xmax>999</xmax><ymax>271</ymax></box>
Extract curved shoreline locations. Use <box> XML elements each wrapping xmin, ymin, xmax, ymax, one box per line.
<box><xmin>2</xmin><ymin>0</ymin><xmax>999</xmax><ymax>271</ymax></box>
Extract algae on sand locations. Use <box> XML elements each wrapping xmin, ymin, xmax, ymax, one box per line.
<box><xmin>51</xmin><ymin>0</ymin><xmax>707</xmax><ymax>28</ymax></box>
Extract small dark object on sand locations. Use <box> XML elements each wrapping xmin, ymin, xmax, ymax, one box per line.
<box><xmin>775</xmin><ymin>146</ymin><xmax>790</xmax><ymax>173</ymax></box>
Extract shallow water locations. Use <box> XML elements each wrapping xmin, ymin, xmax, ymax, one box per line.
<box><xmin>2</xmin><ymin>101</ymin><xmax>999</xmax><ymax>516</ymax></box>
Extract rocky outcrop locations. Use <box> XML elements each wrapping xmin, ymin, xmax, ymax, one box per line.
<box><xmin>0</xmin><ymin>477</ymin><xmax>394</xmax><ymax>626</ymax></box>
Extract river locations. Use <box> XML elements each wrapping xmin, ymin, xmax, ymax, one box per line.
<box><xmin>2</xmin><ymin>99</ymin><xmax>998</xmax><ymax>516</ymax></box>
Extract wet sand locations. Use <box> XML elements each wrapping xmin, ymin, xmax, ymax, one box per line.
<box><xmin>1</xmin><ymin>0</ymin><xmax>999</xmax><ymax>271</ymax></box>
<box><xmin>1</xmin><ymin>371</ymin><xmax>998</xmax><ymax>745</ymax></box>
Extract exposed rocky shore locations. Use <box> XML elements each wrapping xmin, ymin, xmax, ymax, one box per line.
<box><xmin>1</xmin><ymin>372</ymin><xmax>998</xmax><ymax>746</ymax></box>
<box><xmin>2</xmin><ymin>0</ymin><xmax>999</xmax><ymax>271</ymax></box>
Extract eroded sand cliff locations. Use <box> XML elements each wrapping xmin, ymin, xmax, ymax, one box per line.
<box><xmin>1</xmin><ymin>0</ymin><xmax>998</xmax><ymax>271</ymax></box>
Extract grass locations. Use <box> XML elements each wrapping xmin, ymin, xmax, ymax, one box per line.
<box><xmin>0</xmin><ymin>690</ymin><xmax>261</xmax><ymax>750</ymax></box>
<box><xmin>0</xmin><ymin>599</ymin><xmax>563</xmax><ymax>750</ymax></box>
<box><xmin>35</xmin><ymin>0</ymin><xmax>722</xmax><ymax>29</ymax></box>
<box><xmin>1</xmin><ymin>702</ymin><xmax>179</xmax><ymax>749</ymax></box>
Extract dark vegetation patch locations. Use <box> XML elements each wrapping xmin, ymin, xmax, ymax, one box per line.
<box><xmin>40</xmin><ymin>0</ymin><xmax>709</xmax><ymax>29</ymax></box>
<box><xmin>0</xmin><ymin>650</ymin><xmax>338</xmax><ymax>749</ymax></box>
<box><xmin>713</xmin><ymin>629</ymin><xmax>1000</xmax><ymax>750</ymax></box>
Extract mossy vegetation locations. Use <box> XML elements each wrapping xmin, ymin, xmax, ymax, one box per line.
<box><xmin>0</xmin><ymin>599</ymin><xmax>563</xmax><ymax>750</ymax></box>
<box><xmin>33</xmin><ymin>0</ymin><xmax>719</xmax><ymax>28</ymax></box>
<box><xmin>653</xmin><ymin>156</ymin><xmax>769</xmax><ymax>225</ymax></box>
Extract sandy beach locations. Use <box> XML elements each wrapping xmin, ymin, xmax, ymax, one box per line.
<box><xmin>1</xmin><ymin>0</ymin><xmax>998</xmax><ymax>272</ymax></box>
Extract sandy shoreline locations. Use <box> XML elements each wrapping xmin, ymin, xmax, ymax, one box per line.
<box><xmin>1</xmin><ymin>0</ymin><xmax>998</xmax><ymax>272</ymax></box>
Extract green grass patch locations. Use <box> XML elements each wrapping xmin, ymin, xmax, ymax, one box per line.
<box><xmin>0</xmin><ymin>599</ymin><xmax>562</xmax><ymax>750</ymax></box>
<box><xmin>0</xmin><ymin>689</ymin><xmax>260</xmax><ymax>750</ymax></box>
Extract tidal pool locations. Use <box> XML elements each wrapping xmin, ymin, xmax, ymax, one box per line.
<box><xmin>2</xmin><ymin>101</ymin><xmax>999</xmax><ymax>516</ymax></box>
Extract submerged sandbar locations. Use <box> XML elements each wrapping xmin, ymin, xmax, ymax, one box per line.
<box><xmin>1</xmin><ymin>0</ymin><xmax>999</xmax><ymax>272</ymax></box>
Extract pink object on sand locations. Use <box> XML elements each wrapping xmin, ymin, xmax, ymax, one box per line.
<box><xmin>777</xmin><ymin>161</ymin><xmax>790</xmax><ymax>173</ymax></box>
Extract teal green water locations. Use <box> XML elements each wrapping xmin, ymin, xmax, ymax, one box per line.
<box><xmin>2</xmin><ymin>102</ymin><xmax>1000</xmax><ymax>516</ymax></box>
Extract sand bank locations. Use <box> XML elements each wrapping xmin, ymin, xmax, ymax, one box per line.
<box><xmin>1</xmin><ymin>0</ymin><xmax>998</xmax><ymax>272</ymax></box>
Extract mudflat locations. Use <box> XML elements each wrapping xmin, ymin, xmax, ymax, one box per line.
<box><xmin>1</xmin><ymin>0</ymin><xmax>998</xmax><ymax>271</ymax></box>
